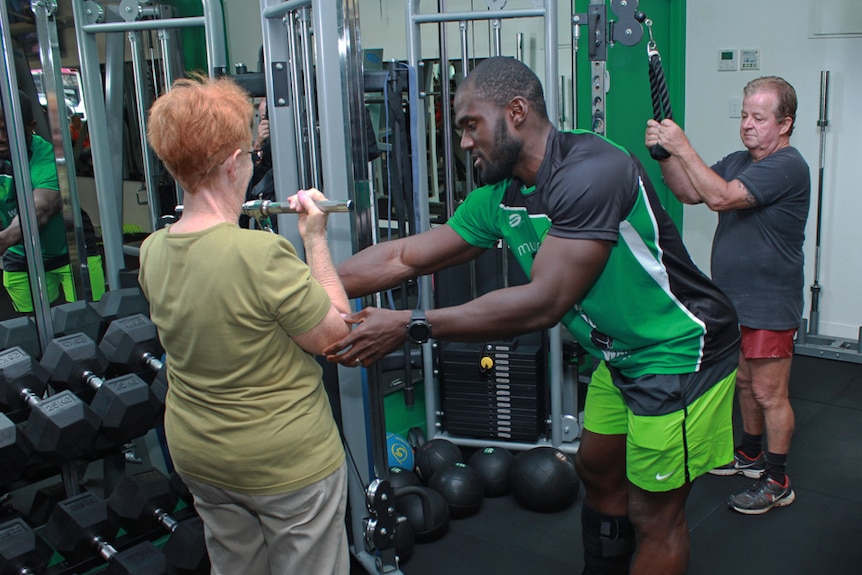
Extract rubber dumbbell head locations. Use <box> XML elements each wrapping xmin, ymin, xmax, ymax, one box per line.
<box><xmin>0</xmin><ymin>347</ymin><xmax>100</xmax><ymax>463</ymax></box>
<box><xmin>41</xmin><ymin>334</ymin><xmax>161</xmax><ymax>445</ymax></box>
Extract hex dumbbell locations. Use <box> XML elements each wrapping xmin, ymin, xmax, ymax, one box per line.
<box><xmin>0</xmin><ymin>346</ymin><xmax>100</xmax><ymax>464</ymax></box>
<box><xmin>99</xmin><ymin>314</ymin><xmax>167</xmax><ymax>408</ymax></box>
<box><xmin>92</xmin><ymin>288</ymin><xmax>150</xmax><ymax>341</ymax></box>
<box><xmin>40</xmin><ymin>333</ymin><xmax>161</xmax><ymax>447</ymax></box>
<box><xmin>43</xmin><ymin>491</ymin><xmax>166</xmax><ymax>574</ymax></box>
<box><xmin>0</xmin><ymin>413</ymin><xmax>32</xmax><ymax>487</ymax></box>
<box><xmin>0</xmin><ymin>518</ymin><xmax>52</xmax><ymax>575</ymax></box>
<box><xmin>107</xmin><ymin>467</ymin><xmax>210</xmax><ymax>574</ymax></box>
<box><xmin>0</xmin><ymin>317</ymin><xmax>38</xmax><ymax>358</ymax></box>
<box><xmin>52</xmin><ymin>299</ymin><xmax>104</xmax><ymax>341</ymax></box>
<box><xmin>52</xmin><ymin>288</ymin><xmax>150</xmax><ymax>344</ymax></box>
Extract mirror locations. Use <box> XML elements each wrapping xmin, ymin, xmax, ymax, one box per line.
<box><xmin>0</xmin><ymin>2</ymin><xmax>106</xmax><ymax>338</ymax></box>
<box><xmin>0</xmin><ymin>1</ymin><xmax>162</xmax><ymax>334</ymax></box>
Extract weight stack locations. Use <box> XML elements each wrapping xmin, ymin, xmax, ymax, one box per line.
<box><xmin>439</xmin><ymin>333</ymin><xmax>548</xmax><ymax>442</ymax></box>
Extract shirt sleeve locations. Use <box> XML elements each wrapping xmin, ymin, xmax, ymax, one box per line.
<box><xmin>543</xmin><ymin>145</ymin><xmax>632</xmax><ymax>242</ymax></box>
<box><xmin>735</xmin><ymin>149</ymin><xmax>810</xmax><ymax>206</ymax></box>
<box><xmin>710</xmin><ymin>152</ymin><xmax>736</xmax><ymax>179</ymax></box>
<box><xmin>29</xmin><ymin>136</ymin><xmax>60</xmax><ymax>191</ymax></box>
<box><xmin>262</xmin><ymin>237</ymin><xmax>332</xmax><ymax>336</ymax></box>
<box><xmin>446</xmin><ymin>182</ymin><xmax>508</xmax><ymax>248</ymax></box>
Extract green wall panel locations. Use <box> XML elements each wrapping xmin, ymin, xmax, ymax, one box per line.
<box><xmin>165</xmin><ymin>0</ymin><xmax>223</xmax><ymax>74</ymax></box>
<box><xmin>574</xmin><ymin>0</ymin><xmax>686</xmax><ymax>228</ymax></box>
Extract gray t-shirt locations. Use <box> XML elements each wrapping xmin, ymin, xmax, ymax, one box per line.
<box><xmin>711</xmin><ymin>146</ymin><xmax>810</xmax><ymax>329</ymax></box>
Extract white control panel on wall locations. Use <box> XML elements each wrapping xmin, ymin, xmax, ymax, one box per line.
<box><xmin>740</xmin><ymin>49</ymin><xmax>761</xmax><ymax>71</ymax></box>
<box><xmin>717</xmin><ymin>49</ymin><xmax>738</xmax><ymax>71</ymax></box>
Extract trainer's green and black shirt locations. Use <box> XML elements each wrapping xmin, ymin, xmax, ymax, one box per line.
<box><xmin>448</xmin><ymin>128</ymin><xmax>739</xmax><ymax>378</ymax></box>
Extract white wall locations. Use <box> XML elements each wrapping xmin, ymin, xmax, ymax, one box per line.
<box><xmin>683</xmin><ymin>0</ymin><xmax>862</xmax><ymax>339</ymax></box>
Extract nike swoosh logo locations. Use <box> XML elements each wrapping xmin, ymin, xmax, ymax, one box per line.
<box><xmin>655</xmin><ymin>470</ymin><xmax>675</xmax><ymax>481</ymax></box>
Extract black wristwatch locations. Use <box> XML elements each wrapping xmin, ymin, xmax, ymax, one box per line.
<box><xmin>406</xmin><ymin>309</ymin><xmax>432</xmax><ymax>344</ymax></box>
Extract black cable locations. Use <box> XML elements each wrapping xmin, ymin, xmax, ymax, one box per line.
<box><xmin>647</xmin><ymin>51</ymin><xmax>672</xmax><ymax>161</ymax></box>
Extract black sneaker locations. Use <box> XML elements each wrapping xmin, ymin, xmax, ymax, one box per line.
<box><xmin>709</xmin><ymin>448</ymin><xmax>765</xmax><ymax>479</ymax></box>
<box><xmin>728</xmin><ymin>476</ymin><xmax>796</xmax><ymax>515</ymax></box>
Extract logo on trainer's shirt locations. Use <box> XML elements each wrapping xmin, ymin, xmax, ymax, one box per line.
<box><xmin>508</xmin><ymin>213</ymin><xmax>522</xmax><ymax>227</ymax></box>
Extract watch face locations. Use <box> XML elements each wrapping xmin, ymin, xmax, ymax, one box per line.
<box><xmin>409</xmin><ymin>320</ymin><xmax>431</xmax><ymax>343</ymax></box>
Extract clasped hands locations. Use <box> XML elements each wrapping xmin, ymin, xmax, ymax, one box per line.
<box><xmin>324</xmin><ymin>308</ymin><xmax>411</xmax><ymax>368</ymax></box>
<box><xmin>644</xmin><ymin>118</ymin><xmax>687</xmax><ymax>156</ymax></box>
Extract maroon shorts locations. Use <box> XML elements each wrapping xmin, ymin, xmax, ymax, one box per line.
<box><xmin>740</xmin><ymin>326</ymin><xmax>797</xmax><ymax>359</ymax></box>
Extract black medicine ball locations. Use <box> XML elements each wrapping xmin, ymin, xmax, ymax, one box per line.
<box><xmin>510</xmin><ymin>447</ymin><xmax>580</xmax><ymax>513</ymax></box>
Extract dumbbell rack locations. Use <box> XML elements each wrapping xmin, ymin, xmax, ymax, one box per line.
<box><xmin>0</xmin><ymin>289</ymin><xmax>207</xmax><ymax>574</ymax></box>
<box><xmin>0</xmin><ymin>494</ymin><xmax>200</xmax><ymax>574</ymax></box>
<box><xmin>36</xmin><ymin>504</ymin><xmax>199</xmax><ymax>575</ymax></box>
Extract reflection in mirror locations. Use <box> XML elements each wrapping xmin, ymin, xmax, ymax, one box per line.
<box><xmin>0</xmin><ymin>78</ymin><xmax>106</xmax><ymax>321</ymax></box>
<box><xmin>0</xmin><ymin>6</ymin><xmax>106</xmax><ymax>338</ymax></box>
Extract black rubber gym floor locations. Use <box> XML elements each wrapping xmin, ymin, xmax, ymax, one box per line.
<box><xmin>355</xmin><ymin>355</ymin><xmax>862</xmax><ymax>574</ymax></box>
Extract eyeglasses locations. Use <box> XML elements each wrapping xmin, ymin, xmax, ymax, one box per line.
<box><xmin>248</xmin><ymin>149</ymin><xmax>264</xmax><ymax>164</ymax></box>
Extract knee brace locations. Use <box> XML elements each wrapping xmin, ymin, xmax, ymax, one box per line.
<box><xmin>581</xmin><ymin>502</ymin><xmax>635</xmax><ymax>575</ymax></box>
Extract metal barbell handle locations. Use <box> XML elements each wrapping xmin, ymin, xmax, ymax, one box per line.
<box><xmin>241</xmin><ymin>199</ymin><xmax>354</xmax><ymax>216</ymax></box>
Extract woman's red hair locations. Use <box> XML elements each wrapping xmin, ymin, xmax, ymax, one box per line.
<box><xmin>147</xmin><ymin>74</ymin><xmax>253</xmax><ymax>192</ymax></box>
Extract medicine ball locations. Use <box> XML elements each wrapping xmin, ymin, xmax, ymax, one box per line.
<box><xmin>428</xmin><ymin>462</ymin><xmax>484</xmax><ymax>518</ymax></box>
<box><xmin>386</xmin><ymin>432</ymin><xmax>415</xmax><ymax>470</ymax></box>
<box><xmin>389</xmin><ymin>466</ymin><xmax>422</xmax><ymax>491</ymax></box>
<box><xmin>510</xmin><ymin>447</ymin><xmax>580</xmax><ymax>513</ymax></box>
<box><xmin>395</xmin><ymin>486</ymin><xmax>450</xmax><ymax>543</ymax></box>
<box><xmin>414</xmin><ymin>438</ymin><xmax>463</xmax><ymax>483</ymax></box>
<box><xmin>468</xmin><ymin>446</ymin><xmax>514</xmax><ymax>497</ymax></box>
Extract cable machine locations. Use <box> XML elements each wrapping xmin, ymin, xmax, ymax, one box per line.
<box><xmin>403</xmin><ymin>0</ymin><xmax>660</xmax><ymax>460</ymax></box>
<box><xmin>404</xmin><ymin>0</ymin><xmax>578</xmax><ymax>455</ymax></box>
<box><xmin>257</xmin><ymin>2</ymin><xmax>406</xmax><ymax>573</ymax></box>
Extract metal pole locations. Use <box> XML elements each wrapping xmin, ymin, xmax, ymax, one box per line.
<box><xmin>32</xmin><ymin>0</ymin><xmax>91</xmax><ymax>303</ymax></box>
<box><xmin>491</xmin><ymin>18</ymin><xmax>502</xmax><ymax>57</ymax></box>
<box><xmin>71</xmin><ymin>0</ymin><xmax>124</xmax><ymax>289</ymax></box>
<box><xmin>156</xmin><ymin>27</ymin><xmax>184</xmax><ymax>206</ymax></box>
<box><xmin>438</xmin><ymin>2</ymin><xmax>454</xmax><ymax>219</ymax></box>
<box><xmin>0</xmin><ymin>1</ymin><xmax>53</xmax><ymax>343</ymax></box>
<box><xmin>457</xmin><ymin>22</ymin><xmax>475</xmax><ymax>201</ymax></box>
<box><xmin>128</xmin><ymin>30</ymin><xmax>161</xmax><ymax>230</ymax></box>
<box><xmin>80</xmin><ymin>15</ymin><xmax>205</xmax><ymax>33</ymax></box>
<box><xmin>298</xmin><ymin>6</ymin><xmax>321</xmax><ymax>189</ymax></box>
<box><xmin>414</xmin><ymin>8</ymin><xmax>544</xmax><ymax>23</ymax></box>
<box><xmin>201</xmin><ymin>0</ymin><xmax>228</xmax><ymax>76</ymax></box>
<box><xmin>516</xmin><ymin>31</ymin><xmax>523</xmax><ymax>61</ymax></box>
<box><xmin>261</xmin><ymin>0</ymin><xmax>302</xmax><ymax>240</ymax></box>
<box><xmin>808</xmin><ymin>70</ymin><xmax>829</xmax><ymax>335</ymax></box>
<box><xmin>284</xmin><ymin>14</ymin><xmax>309</xmax><ymax>190</ymax></box>
<box><xmin>102</xmin><ymin>7</ymin><xmax>126</xmax><ymax>213</ymax></box>
<box><xmin>572</xmin><ymin>9</ymin><xmax>580</xmax><ymax>130</ymax></box>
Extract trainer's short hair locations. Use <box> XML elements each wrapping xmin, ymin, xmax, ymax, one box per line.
<box><xmin>461</xmin><ymin>56</ymin><xmax>548</xmax><ymax>120</ymax></box>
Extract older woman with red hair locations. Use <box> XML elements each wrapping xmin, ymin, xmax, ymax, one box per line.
<box><xmin>140</xmin><ymin>74</ymin><xmax>352</xmax><ymax>575</ymax></box>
